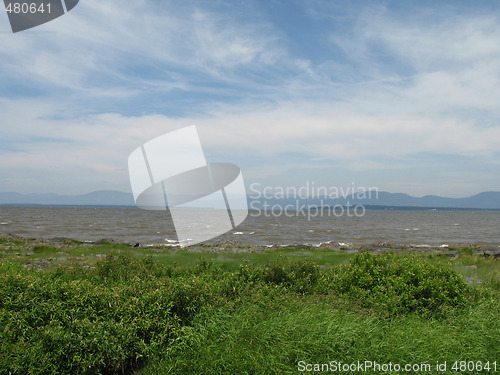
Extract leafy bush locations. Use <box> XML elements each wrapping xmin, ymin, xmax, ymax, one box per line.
<box><xmin>0</xmin><ymin>250</ymin><xmax>493</xmax><ymax>374</ymax></box>
<box><xmin>335</xmin><ymin>252</ymin><xmax>471</xmax><ymax>316</ymax></box>
<box><xmin>238</xmin><ymin>259</ymin><xmax>321</xmax><ymax>294</ymax></box>
<box><xmin>0</xmin><ymin>257</ymin><xmax>214</xmax><ymax>374</ymax></box>
<box><xmin>94</xmin><ymin>254</ymin><xmax>175</xmax><ymax>282</ymax></box>
<box><xmin>167</xmin><ymin>277</ymin><xmax>215</xmax><ymax>324</ymax></box>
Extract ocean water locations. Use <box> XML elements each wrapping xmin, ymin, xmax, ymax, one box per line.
<box><xmin>0</xmin><ymin>206</ymin><xmax>499</xmax><ymax>247</ymax></box>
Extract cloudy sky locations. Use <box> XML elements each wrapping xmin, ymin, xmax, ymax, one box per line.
<box><xmin>1</xmin><ymin>0</ymin><xmax>499</xmax><ymax>198</ymax></box>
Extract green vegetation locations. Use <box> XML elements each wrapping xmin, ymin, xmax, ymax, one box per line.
<box><xmin>0</xmin><ymin>236</ymin><xmax>498</xmax><ymax>374</ymax></box>
<box><xmin>335</xmin><ymin>252</ymin><xmax>470</xmax><ymax>317</ymax></box>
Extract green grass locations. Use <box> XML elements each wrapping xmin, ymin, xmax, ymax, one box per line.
<box><xmin>0</xmin><ymin>236</ymin><xmax>498</xmax><ymax>374</ymax></box>
<box><xmin>145</xmin><ymin>294</ymin><xmax>499</xmax><ymax>374</ymax></box>
<box><xmin>153</xmin><ymin>247</ymin><xmax>352</xmax><ymax>272</ymax></box>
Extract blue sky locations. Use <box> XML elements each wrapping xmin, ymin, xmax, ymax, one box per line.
<box><xmin>1</xmin><ymin>0</ymin><xmax>499</xmax><ymax>197</ymax></box>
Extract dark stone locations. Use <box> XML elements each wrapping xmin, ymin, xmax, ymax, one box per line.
<box><xmin>483</xmin><ymin>249</ymin><xmax>500</xmax><ymax>259</ymax></box>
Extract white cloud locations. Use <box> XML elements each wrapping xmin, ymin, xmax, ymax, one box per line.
<box><xmin>329</xmin><ymin>9</ymin><xmax>500</xmax><ymax>120</ymax></box>
<box><xmin>2</xmin><ymin>97</ymin><xmax>498</xmax><ymax>195</ymax></box>
<box><xmin>0</xmin><ymin>1</ymin><xmax>499</xmax><ymax>197</ymax></box>
<box><xmin>0</xmin><ymin>0</ymin><xmax>286</xmax><ymax>94</ymax></box>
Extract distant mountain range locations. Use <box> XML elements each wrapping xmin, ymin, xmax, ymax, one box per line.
<box><xmin>333</xmin><ymin>191</ymin><xmax>500</xmax><ymax>210</ymax></box>
<box><xmin>0</xmin><ymin>190</ymin><xmax>135</xmax><ymax>207</ymax></box>
<box><xmin>0</xmin><ymin>190</ymin><xmax>499</xmax><ymax>210</ymax></box>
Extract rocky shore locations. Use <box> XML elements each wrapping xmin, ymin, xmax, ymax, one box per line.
<box><xmin>1</xmin><ymin>233</ymin><xmax>499</xmax><ymax>259</ymax></box>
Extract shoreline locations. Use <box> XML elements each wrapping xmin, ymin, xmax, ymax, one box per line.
<box><xmin>2</xmin><ymin>233</ymin><xmax>499</xmax><ymax>258</ymax></box>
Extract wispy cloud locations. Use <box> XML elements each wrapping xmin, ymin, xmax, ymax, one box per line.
<box><xmin>0</xmin><ymin>0</ymin><xmax>499</xmax><ymax>197</ymax></box>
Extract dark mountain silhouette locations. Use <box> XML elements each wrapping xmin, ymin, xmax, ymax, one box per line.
<box><xmin>0</xmin><ymin>190</ymin><xmax>499</xmax><ymax>209</ymax></box>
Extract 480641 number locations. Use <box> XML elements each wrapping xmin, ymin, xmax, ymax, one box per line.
<box><xmin>452</xmin><ymin>361</ymin><xmax>497</xmax><ymax>372</ymax></box>
<box><xmin>5</xmin><ymin>2</ymin><xmax>51</xmax><ymax>14</ymax></box>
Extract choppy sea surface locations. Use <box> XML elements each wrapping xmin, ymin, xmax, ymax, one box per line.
<box><xmin>0</xmin><ymin>206</ymin><xmax>499</xmax><ymax>247</ymax></box>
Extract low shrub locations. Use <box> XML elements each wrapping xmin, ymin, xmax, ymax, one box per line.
<box><xmin>240</xmin><ymin>259</ymin><xmax>321</xmax><ymax>294</ymax></box>
<box><xmin>0</xmin><ymin>257</ymin><xmax>215</xmax><ymax>374</ymax></box>
<box><xmin>335</xmin><ymin>252</ymin><xmax>471</xmax><ymax>316</ymax></box>
<box><xmin>0</xmin><ymin>250</ymin><xmax>492</xmax><ymax>374</ymax></box>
